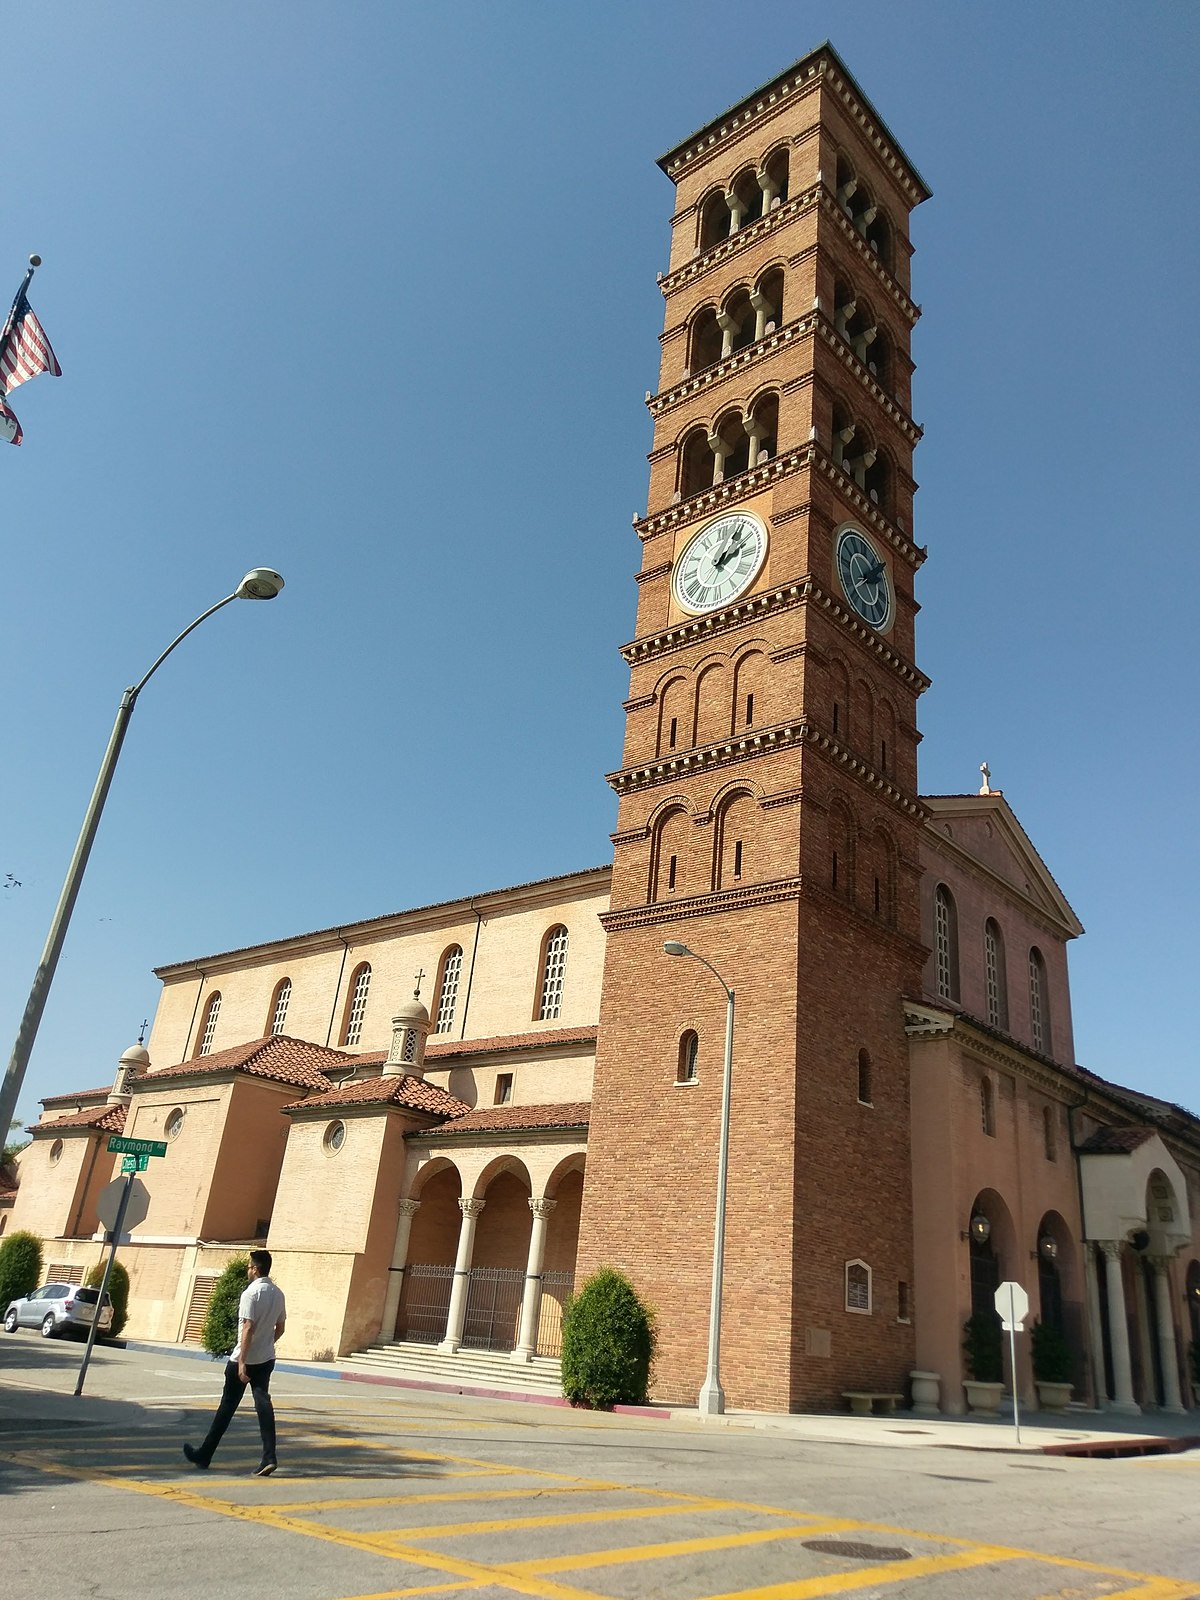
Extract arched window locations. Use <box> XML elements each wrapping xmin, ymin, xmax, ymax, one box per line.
<box><xmin>677</xmin><ymin>1030</ymin><xmax>699</xmax><ymax>1084</ymax></box>
<box><xmin>196</xmin><ymin>992</ymin><xmax>221</xmax><ymax>1057</ymax></box>
<box><xmin>733</xmin><ymin>650</ymin><xmax>767</xmax><ymax>733</ymax></box>
<box><xmin>712</xmin><ymin>407</ymin><xmax>750</xmax><ymax>481</ymax></box>
<box><xmin>829</xmin><ymin>801</ymin><xmax>855</xmax><ymax>902</ymax></box>
<box><xmin>698</xmin><ymin>188</ymin><xmax>730</xmax><ymax>252</ymax></box>
<box><xmin>934</xmin><ymin>885</ymin><xmax>959</xmax><ymax>1001</ymax></box>
<box><xmin>1029</xmin><ymin>947</ymin><xmax>1050</xmax><ymax>1054</ymax></box>
<box><xmin>746</xmin><ymin>392</ymin><xmax>778</xmax><ymax>466</ymax></box>
<box><xmin>679</xmin><ymin>426</ymin><xmax>714</xmax><ymax>499</ymax></box>
<box><xmin>1043</xmin><ymin>1105</ymin><xmax>1057</xmax><ymax>1162</ymax></box>
<box><xmin>753</xmin><ymin>267</ymin><xmax>784</xmax><ymax>340</ymax></box>
<box><xmin>714</xmin><ymin>790</ymin><xmax>755</xmax><ymax>889</ymax></box>
<box><xmin>689</xmin><ymin>306</ymin><xmax>723</xmax><ymax>373</ymax></box>
<box><xmin>984</xmin><ymin>920</ymin><xmax>1008</xmax><ymax>1029</ymax></box>
<box><xmin>845</xmin><ymin>1259</ymin><xmax>872</xmax><ymax>1313</ymax></box>
<box><xmin>857</xmin><ymin>1048</ymin><xmax>873</xmax><ymax>1105</ymax></box>
<box><xmin>729</xmin><ymin>167</ymin><xmax>762</xmax><ymax>229</ymax></box>
<box><xmin>980</xmin><ymin>1076</ymin><xmax>996</xmax><ymax>1137</ymax></box>
<box><xmin>268</xmin><ymin>977</ymin><xmax>292</xmax><ymax>1037</ymax></box>
<box><xmin>720</xmin><ymin>287</ymin><xmax>756</xmax><ymax>357</ymax></box>
<box><xmin>693</xmin><ymin>660</ymin><xmax>730</xmax><ymax>747</ymax></box>
<box><xmin>341</xmin><ymin>963</ymin><xmax>371</xmax><ymax>1047</ymax></box>
<box><xmin>537</xmin><ymin>926</ymin><xmax>569</xmax><ymax>1021</ymax></box>
<box><xmin>651</xmin><ymin>806</ymin><xmax>691</xmax><ymax>902</ymax></box>
<box><xmin>760</xmin><ymin>146</ymin><xmax>788</xmax><ymax>208</ymax></box>
<box><xmin>434</xmin><ymin>946</ymin><xmax>463</xmax><ymax>1035</ymax></box>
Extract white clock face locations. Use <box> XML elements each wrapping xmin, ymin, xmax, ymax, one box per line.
<box><xmin>835</xmin><ymin>524</ymin><xmax>894</xmax><ymax>632</ymax></box>
<box><xmin>672</xmin><ymin>511</ymin><xmax>768</xmax><ymax>615</ymax></box>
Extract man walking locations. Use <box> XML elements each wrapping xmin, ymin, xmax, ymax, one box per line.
<box><xmin>184</xmin><ymin>1250</ymin><xmax>286</xmax><ymax>1476</ymax></box>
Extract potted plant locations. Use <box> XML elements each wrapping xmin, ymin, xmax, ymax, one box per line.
<box><xmin>1030</xmin><ymin>1318</ymin><xmax>1074</xmax><ymax>1412</ymax></box>
<box><xmin>962</xmin><ymin>1312</ymin><xmax>1005</xmax><ymax>1415</ymax></box>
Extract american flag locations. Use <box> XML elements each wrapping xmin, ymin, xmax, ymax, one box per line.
<box><xmin>0</xmin><ymin>393</ymin><xmax>21</xmax><ymax>446</ymax></box>
<box><xmin>0</xmin><ymin>282</ymin><xmax>61</xmax><ymax>395</ymax></box>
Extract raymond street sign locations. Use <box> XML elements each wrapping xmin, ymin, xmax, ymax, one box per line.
<box><xmin>108</xmin><ymin>1135</ymin><xmax>167</xmax><ymax>1158</ymax></box>
<box><xmin>120</xmin><ymin>1153</ymin><xmax>150</xmax><ymax>1173</ymax></box>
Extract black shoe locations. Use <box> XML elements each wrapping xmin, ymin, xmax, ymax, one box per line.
<box><xmin>254</xmin><ymin>1460</ymin><xmax>277</xmax><ymax>1477</ymax></box>
<box><xmin>183</xmin><ymin>1444</ymin><xmax>209</xmax><ymax>1470</ymax></box>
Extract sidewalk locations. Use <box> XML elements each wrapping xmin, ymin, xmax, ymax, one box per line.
<box><xmin>116</xmin><ymin>1340</ymin><xmax>1200</xmax><ymax>1458</ymax></box>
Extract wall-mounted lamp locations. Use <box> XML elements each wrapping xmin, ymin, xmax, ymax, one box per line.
<box><xmin>961</xmin><ymin>1213</ymin><xmax>991</xmax><ymax>1245</ymax></box>
<box><xmin>1130</xmin><ymin>1228</ymin><xmax>1150</xmax><ymax>1253</ymax></box>
<box><xmin>1037</xmin><ymin>1234</ymin><xmax>1058</xmax><ymax>1262</ymax></box>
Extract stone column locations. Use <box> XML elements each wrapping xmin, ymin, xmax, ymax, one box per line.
<box><xmin>706</xmin><ymin>431</ymin><xmax>729</xmax><ymax>484</ymax></box>
<box><xmin>438</xmin><ymin>1197</ymin><xmax>485</xmax><ymax>1354</ymax></box>
<box><xmin>1150</xmin><ymin>1257</ymin><xmax>1186</xmax><ymax>1413</ymax></box>
<box><xmin>750</xmin><ymin>288</ymin><xmax>770</xmax><ymax>343</ymax></box>
<box><xmin>716</xmin><ymin>310</ymin><xmax>738</xmax><ymax>359</ymax></box>
<box><xmin>1100</xmin><ymin>1241</ymin><xmax>1141</xmax><ymax>1413</ymax></box>
<box><xmin>1083</xmin><ymin>1244</ymin><xmax>1107</xmax><ymax>1406</ymax></box>
<box><xmin>746</xmin><ymin>417</ymin><xmax>768</xmax><ymax>470</ymax></box>
<box><xmin>757</xmin><ymin>169</ymin><xmax>778</xmax><ymax>211</ymax></box>
<box><xmin>511</xmin><ymin>1197</ymin><xmax>557</xmax><ymax>1364</ymax></box>
<box><xmin>724</xmin><ymin>187</ymin><xmax>743</xmax><ymax>231</ymax></box>
<box><xmin>379</xmin><ymin>1198</ymin><xmax>421</xmax><ymax>1342</ymax></box>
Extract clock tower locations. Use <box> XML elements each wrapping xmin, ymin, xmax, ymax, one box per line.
<box><xmin>577</xmin><ymin>45</ymin><xmax>932</xmax><ymax>1411</ymax></box>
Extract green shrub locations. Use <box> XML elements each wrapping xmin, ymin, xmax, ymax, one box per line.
<box><xmin>560</xmin><ymin>1268</ymin><xmax>655</xmax><ymax>1409</ymax></box>
<box><xmin>962</xmin><ymin>1311</ymin><xmax>1003</xmax><ymax>1382</ymax></box>
<box><xmin>1030</xmin><ymin>1318</ymin><xmax>1073</xmax><ymax>1384</ymax></box>
<box><xmin>0</xmin><ymin>1230</ymin><xmax>43</xmax><ymax>1314</ymax></box>
<box><xmin>200</xmin><ymin>1256</ymin><xmax>248</xmax><ymax>1359</ymax></box>
<box><xmin>85</xmin><ymin>1258</ymin><xmax>130</xmax><ymax>1339</ymax></box>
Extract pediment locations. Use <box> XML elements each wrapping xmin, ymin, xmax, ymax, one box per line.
<box><xmin>922</xmin><ymin>793</ymin><xmax>1083</xmax><ymax>938</ymax></box>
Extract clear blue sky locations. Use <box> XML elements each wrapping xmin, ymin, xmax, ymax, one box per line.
<box><xmin>2</xmin><ymin>2</ymin><xmax>1197</xmax><ymax>1127</ymax></box>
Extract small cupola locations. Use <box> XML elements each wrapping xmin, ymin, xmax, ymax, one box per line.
<box><xmin>107</xmin><ymin>1042</ymin><xmax>150</xmax><ymax>1106</ymax></box>
<box><xmin>383</xmin><ymin>976</ymin><xmax>431</xmax><ymax>1079</ymax></box>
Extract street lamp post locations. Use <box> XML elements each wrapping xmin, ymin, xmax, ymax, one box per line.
<box><xmin>0</xmin><ymin>569</ymin><xmax>285</xmax><ymax>1142</ymax></box>
<box><xmin>663</xmin><ymin>939</ymin><xmax>734</xmax><ymax>1417</ymax></box>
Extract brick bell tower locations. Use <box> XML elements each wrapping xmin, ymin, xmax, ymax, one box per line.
<box><xmin>576</xmin><ymin>45</ymin><xmax>932</xmax><ymax>1411</ymax></box>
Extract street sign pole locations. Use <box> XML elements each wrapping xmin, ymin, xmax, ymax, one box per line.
<box><xmin>74</xmin><ymin>1171</ymin><xmax>133</xmax><ymax>1398</ymax></box>
<box><xmin>995</xmin><ymin>1280</ymin><xmax>1029</xmax><ymax>1448</ymax></box>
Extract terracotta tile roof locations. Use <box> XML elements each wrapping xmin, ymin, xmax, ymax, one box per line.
<box><xmin>30</xmin><ymin>1103</ymin><xmax>126</xmax><ymax>1135</ymax></box>
<box><xmin>416</xmin><ymin>1102</ymin><xmax>591</xmax><ymax>1138</ymax></box>
<box><xmin>138</xmin><ymin>1035</ymin><xmax>349</xmax><ymax>1093</ymax></box>
<box><xmin>40</xmin><ymin>1084</ymin><xmax>114</xmax><ymax>1107</ymax></box>
<box><xmin>283</xmin><ymin>1075</ymin><xmax>471</xmax><ymax>1117</ymax></box>
<box><xmin>1076</xmin><ymin>1125</ymin><xmax>1158</xmax><ymax>1155</ymax></box>
<box><xmin>425</xmin><ymin>1026</ymin><xmax>598</xmax><ymax>1061</ymax></box>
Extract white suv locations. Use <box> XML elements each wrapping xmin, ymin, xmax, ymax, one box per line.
<box><xmin>3</xmin><ymin>1282</ymin><xmax>114</xmax><ymax>1338</ymax></box>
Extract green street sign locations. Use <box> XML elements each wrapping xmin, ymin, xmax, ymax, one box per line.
<box><xmin>120</xmin><ymin>1153</ymin><xmax>150</xmax><ymax>1173</ymax></box>
<box><xmin>108</xmin><ymin>1135</ymin><xmax>167</xmax><ymax>1158</ymax></box>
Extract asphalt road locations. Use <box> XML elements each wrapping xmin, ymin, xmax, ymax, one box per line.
<box><xmin>2</xmin><ymin>1336</ymin><xmax>1198</xmax><ymax>1600</ymax></box>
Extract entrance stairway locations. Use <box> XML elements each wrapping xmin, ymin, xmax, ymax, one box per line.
<box><xmin>340</xmin><ymin>1340</ymin><xmax>564</xmax><ymax>1400</ymax></box>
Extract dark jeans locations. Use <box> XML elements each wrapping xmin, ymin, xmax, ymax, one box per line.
<box><xmin>196</xmin><ymin>1358</ymin><xmax>276</xmax><ymax>1466</ymax></box>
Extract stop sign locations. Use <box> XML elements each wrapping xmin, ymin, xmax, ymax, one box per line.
<box><xmin>96</xmin><ymin>1176</ymin><xmax>150</xmax><ymax>1235</ymax></box>
<box><xmin>995</xmin><ymin>1280</ymin><xmax>1029</xmax><ymax>1331</ymax></box>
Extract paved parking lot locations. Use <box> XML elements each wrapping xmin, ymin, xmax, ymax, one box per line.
<box><xmin>3</xmin><ymin>1340</ymin><xmax>1199</xmax><ymax>1600</ymax></box>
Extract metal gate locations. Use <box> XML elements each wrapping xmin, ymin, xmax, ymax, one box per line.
<box><xmin>537</xmin><ymin>1271</ymin><xmax>574</xmax><ymax>1358</ymax></box>
<box><xmin>396</xmin><ymin>1263</ymin><xmax>453</xmax><ymax>1344</ymax></box>
<box><xmin>461</xmin><ymin>1267</ymin><xmax>523</xmax><ymax>1351</ymax></box>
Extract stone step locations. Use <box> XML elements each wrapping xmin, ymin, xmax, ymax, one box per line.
<box><xmin>341</xmin><ymin>1341</ymin><xmax>564</xmax><ymax>1397</ymax></box>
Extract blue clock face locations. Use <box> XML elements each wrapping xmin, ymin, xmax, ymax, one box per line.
<box><xmin>836</xmin><ymin>526</ymin><xmax>893</xmax><ymax>631</ymax></box>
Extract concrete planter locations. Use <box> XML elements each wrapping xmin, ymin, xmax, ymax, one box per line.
<box><xmin>963</xmin><ymin>1379</ymin><xmax>1005</xmax><ymax>1416</ymax></box>
<box><xmin>909</xmin><ymin>1370</ymin><xmax>941</xmax><ymax>1416</ymax></box>
<box><xmin>1035</xmin><ymin>1380</ymin><xmax>1073</xmax><ymax>1414</ymax></box>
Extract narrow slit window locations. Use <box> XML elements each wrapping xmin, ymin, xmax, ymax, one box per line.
<box><xmin>733</xmin><ymin>841</ymin><xmax>743</xmax><ymax>879</ymax></box>
<box><xmin>669</xmin><ymin>716</ymin><xmax>678</xmax><ymax>750</ymax></box>
<box><xmin>745</xmin><ymin>693</ymin><xmax>754</xmax><ymax>726</ymax></box>
<box><xmin>537</xmin><ymin>926</ymin><xmax>569</xmax><ymax>1021</ymax></box>
<box><xmin>342</xmin><ymin>963</ymin><xmax>371</xmax><ymax>1047</ymax></box>
<box><xmin>434</xmin><ymin>946</ymin><xmax>463</xmax><ymax>1035</ymax></box>
<box><xmin>269</xmin><ymin>978</ymin><xmax>291</xmax><ymax>1037</ymax></box>
<box><xmin>197</xmin><ymin>992</ymin><xmax>221</xmax><ymax>1057</ymax></box>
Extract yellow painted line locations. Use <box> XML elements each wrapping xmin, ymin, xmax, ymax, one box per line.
<box><xmin>509</xmin><ymin>1518</ymin><xmax>863</xmax><ymax>1575</ymax></box>
<box><xmin>2</xmin><ymin>1452</ymin><xmax>611</xmax><ymax>1600</ymax></box>
<box><xmin>1081</xmin><ymin>1583</ymin><xmax>1200</xmax><ymax>1599</ymax></box>
<box><xmin>693</xmin><ymin>1544</ymin><xmax>1024</xmax><ymax>1599</ymax></box>
<box><xmin>384</xmin><ymin>1499</ymin><xmax>718</xmax><ymax>1541</ymax></box>
<box><xmin>332</xmin><ymin>1586</ymin><xmax>490</xmax><ymax>1600</ymax></box>
<box><xmin>279</xmin><ymin>1483</ymin><xmax>620</xmax><ymax>1513</ymax></box>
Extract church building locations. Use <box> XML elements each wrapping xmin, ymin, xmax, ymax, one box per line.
<box><xmin>8</xmin><ymin>45</ymin><xmax>1199</xmax><ymax>1418</ymax></box>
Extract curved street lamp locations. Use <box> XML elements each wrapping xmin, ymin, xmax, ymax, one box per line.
<box><xmin>0</xmin><ymin>570</ymin><xmax>285</xmax><ymax>1141</ymax></box>
<box><xmin>663</xmin><ymin>938</ymin><xmax>734</xmax><ymax>1417</ymax></box>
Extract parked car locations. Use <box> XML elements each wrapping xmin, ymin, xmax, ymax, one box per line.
<box><xmin>3</xmin><ymin>1282</ymin><xmax>114</xmax><ymax>1339</ymax></box>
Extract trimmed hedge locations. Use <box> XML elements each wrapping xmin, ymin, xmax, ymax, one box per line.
<box><xmin>200</xmin><ymin>1256</ymin><xmax>248</xmax><ymax>1358</ymax></box>
<box><xmin>560</xmin><ymin>1268</ymin><xmax>655</xmax><ymax>1409</ymax></box>
<box><xmin>85</xmin><ymin>1258</ymin><xmax>130</xmax><ymax>1339</ymax></box>
<box><xmin>0</xmin><ymin>1230</ymin><xmax>43</xmax><ymax>1316</ymax></box>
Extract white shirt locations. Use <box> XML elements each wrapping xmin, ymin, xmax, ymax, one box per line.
<box><xmin>238</xmin><ymin>1276</ymin><xmax>286</xmax><ymax>1366</ymax></box>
